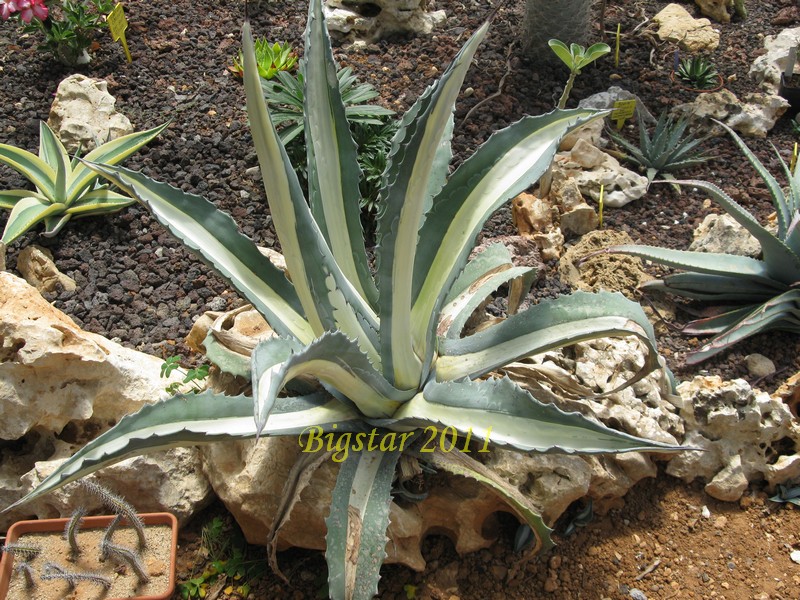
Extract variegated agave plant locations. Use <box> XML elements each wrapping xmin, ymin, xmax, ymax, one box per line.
<box><xmin>4</xmin><ymin>2</ymin><xmax>681</xmax><ymax>598</ymax></box>
<box><xmin>603</xmin><ymin>121</ymin><xmax>800</xmax><ymax>364</ymax></box>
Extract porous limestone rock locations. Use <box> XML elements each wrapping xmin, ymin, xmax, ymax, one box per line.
<box><xmin>749</xmin><ymin>27</ymin><xmax>800</xmax><ymax>94</ymax></box>
<box><xmin>553</xmin><ymin>138</ymin><xmax>649</xmax><ymax>208</ymax></box>
<box><xmin>0</xmin><ymin>271</ymin><xmax>176</xmax><ymax>439</ymax></box>
<box><xmin>0</xmin><ymin>444</ymin><xmax>212</xmax><ymax>528</ymax></box>
<box><xmin>689</xmin><ymin>213</ymin><xmax>762</xmax><ymax>257</ymax></box>
<box><xmin>652</xmin><ymin>4</ymin><xmax>720</xmax><ymax>53</ymax></box>
<box><xmin>48</xmin><ymin>74</ymin><xmax>134</xmax><ymax>154</ymax></box>
<box><xmin>666</xmin><ymin>376</ymin><xmax>800</xmax><ymax>501</ymax></box>
<box><xmin>695</xmin><ymin>0</ymin><xmax>733</xmax><ymax>23</ymax></box>
<box><xmin>324</xmin><ymin>0</ymin><xmax>446</xmax><ymax>41</ymax></box>
<box><xmin>511</xmin><ymin>192</ymin><xmax>564</xmax><ymax>260</ymax></box>
<box><xmin>671</xmin><ymin>89</ymin><xmax>789</xmax><ymax>138</ymax></box>
<box><xmin>551</xmin><ymin>177</ymin><xmax>598</xmax><ymax>238</ymax></box>
<box><xmin>16</xmin><ymin>245</ymin><xmax>77</xmax><ymax>294</ymax></box>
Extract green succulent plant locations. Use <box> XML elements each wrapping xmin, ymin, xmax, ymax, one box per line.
<box><xmin>675</xmin><ymin>55</ymin><xmax>719</xmax><ymax>90</ymax></box>
<box><xmin>608</xmin><ymin>111</ymin><xmax>710</xmax><ymax>188</ymax></box>
<box><xmin>548</xmin><ymin>39</ymin><xmax>611</xmax><ymax>109</ymax></box>
<box><xmin>230</xmin><ymin>38</ymin><xmax>298</xmax><ymax>79</ymax></box>
<box><xmin>4</xmin><ymin>3</ymin><xmax>682</xmax><ymax>599</ymax></box>
<box><xmin>0</xmin><ymin>121</ymin><xmax>168</xmax><ymax>245</ymax></box>
<box><xmin>602</xmin><ymin>121</ymin><xmax>800</xmax><ymax>364</ymax></box>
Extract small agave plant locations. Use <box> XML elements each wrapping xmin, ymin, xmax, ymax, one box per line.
<box><xmin>4</xmin><ymin>2</ymin><xmax>681</xmax><ymax>598</ymax></box>
<box><xmin>603</xmin><ymin>121</ymin><xmax>800</xmax><ymax>364</ymax></box>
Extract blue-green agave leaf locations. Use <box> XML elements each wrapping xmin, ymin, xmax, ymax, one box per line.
<box><xmin>326</xmin><ymin>441</ymin><xmax>402</xmax><ymax>600</ymax></box>
<box><xmin>3</xmin><ymin>390</ymin><xmax>363</xmax><ymax>514</ymax></box>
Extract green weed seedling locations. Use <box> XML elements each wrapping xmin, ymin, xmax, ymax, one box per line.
<box><xmin>161</xmin><ymin>355</ymin><xmax>210</xmax><ymax>395</ymax></box>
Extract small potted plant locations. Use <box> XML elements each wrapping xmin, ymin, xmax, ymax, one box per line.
<box><xmin>671</xmin><ymin>54</ymin><xmax>724</xmax><ymax>92</ymax></box>
<box><xmin>0</xmin><ymin>481</ymin><xmax>177</xmax><ymax>600</ymax></box>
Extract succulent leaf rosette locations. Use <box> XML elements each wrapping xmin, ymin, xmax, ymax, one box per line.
<box><xmin>4</xmin><ymin>2</ymin><xmax>683</xmax><ymax>598</ymax></box>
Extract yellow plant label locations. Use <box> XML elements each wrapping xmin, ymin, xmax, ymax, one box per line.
<box><xmin>610</xmin><ymin>99</ymin><xmax>636</xmax><ymax>129</ymax></box>
<box><xmin>107</xmin><ymin>3</ymin><xmax>132</xmax><ymax>63</ymax></box>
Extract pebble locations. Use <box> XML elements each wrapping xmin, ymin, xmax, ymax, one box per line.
<box><xmin>713</xmin><ymin>516</ymin><xmax>728</xmax><ymax>529</ymax></box>
<box><xmin>544</xmin><ymin>577</ymin><xmax>559</xmax><ymax>592</ymax></box>
<box><xmin>745</xmin><ymin>353</ymin><xmax>776</xmax><ymax>378</ymax></box>
<box><xmin>629</xmin><ymin>589</ymin><xmax>647</xmax><ymax>600</ymax></box>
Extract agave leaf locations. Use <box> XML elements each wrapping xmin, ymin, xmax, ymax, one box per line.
<box><xmin>686</xmin><ymin>289</ymin><xmax>800</xmax><ymax>364</ymax></box>
<box><xmin>444</xmin><ymin>242</ymin><xmax>516</xmax><ymax>304</ymax></box>
<box><xmin>254</xmin><ymin>332</ymin><xmax>410</xmax><ymax>435</ymax></box>
<box><xmin>203</xmin><ymin>329</ymin><xmax>254</xmax><ymax>379</ymax></box>
<box><xmin>38</xmin><ymin>122</ymin><xmax>71</xmax><ymax>203</ymax></box>
<box><xmin>436</xmin><ymin>291</ymin><xmax>659</xmax><ymax>393</ymax></box>
<box><xmin>681</xmin><ymin>305</ymin><xmax>757</xmax><ymax>336</ymax></box>
<box><xmin>376</xmin><ymin>19</ymin><xmax>490</xmax><ymax>390</ymax></box>
<box><xmin>641</xmin><ymin>273</ymin><xmax>781</xmax><ymax>303</ymax></box>
<box><xmin>604</xmin><ymin>244</ymin><xmax>779</xmax><ymax>285</ymax></box>
<box><xmin>713</xmin><ymin>119</ymin><xmax>791</xmax><ymax>238</ymax></box>
<box><xmin>413</xmin><ymin>447</ymin><xmax>554</xmax><ymax>554</ymax></box>
<box><xmin>82</xmin><ymin>162</ymin><xmax>314</xmax><ymax>343</ymax></box>
<box><xmin>64</xmin><ymin>189</ymin><xmax>136</xmax><ymax>215</ymax></box>
<box><xmin>68</xmin><ymin>121</ymin><xmax>170</xmax><ymax>201</ymax></box>
<box><xmin>391</xmin><ymin>377</ymin><xmax>682</xmax><ymax>453</ymax></box>
<box><xmin>0</xmin><ymin>142</ymin><xmax>56</xmax><ymax>202</ymax></box>
<box><xmin>666</xmin><ymin>179</ymin><xmax>800</xmax><ymax>283</ymax></box>
<box><xmin>304</xmin><ymin>0</ymin><xmax>377</xmax><ymax>306</ymax></box>
<box><xmin>325</xmin><ymin>441</ymin><xmax>401</xmax><ymax>600</ymax></box>
<box><xmin>1</xmin><ymin>196</ymin><xmax>66</xmax><ymax>245</ymax></box>
<box><xmin>0</xmin><ymin>189</ymin><xmax>43</xmax><ymax>210</ymax></box>
<box><xmin>2</xmin><ymin>391</ymin><xmax>364</xmax><ymax>514</ymax></box>
<box><xmin>412</xmin><ymin>110</ymin><xmax>603</xmax><ymax>361</ymax></box>
<box><xmin>243</xmin><ymin>17</ymin><xmax>378</xmax><ymax>341</ymax></box>
<box><xmin>42</xmin><ymin>213</ymin><xmax>72</xmax><ymax>238</ymax></box>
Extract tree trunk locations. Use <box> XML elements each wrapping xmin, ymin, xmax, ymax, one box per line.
<box><xmin>522</xmin><ymin>0</ymin><xmax>596</xmax><ymax>62</ymax></box>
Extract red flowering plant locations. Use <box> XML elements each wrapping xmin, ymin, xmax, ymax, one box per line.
<box><xmin>0</xmin><ymin>0</ymin><xmax>114</xmax><ymax>66</ymax></box>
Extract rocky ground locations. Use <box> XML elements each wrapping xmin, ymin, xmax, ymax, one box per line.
<box><xmin>1</xmin><ymin>0</ymin><xmax>800</xmax><ymax>598</ymax></box>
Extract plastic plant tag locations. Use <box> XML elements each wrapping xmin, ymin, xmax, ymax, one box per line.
<box><xmin>107</xmin><ymin>3</ymin><xmax>132</xmax><ymax>63</ymax></box>
<box><xmin>610</xmin><ymin>99</ymin><xmax>636</xmax><ymax>129</ymax></box>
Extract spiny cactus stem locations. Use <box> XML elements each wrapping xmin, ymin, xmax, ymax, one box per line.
<box><xmin>65</xmin><ymin>505</ymin><xmax>87</xmax><ymax>554</ymax></box>
<box><xmin>13</xmin><ymin>561</ymin><xmax>37</xmax><ymax>587</ymax></box>
<box><xmin>102</xmin><ymin>541</ymin><xmax>151</xmax><ymax>583</ymax></box>
<box><xmin>1</xmin><ymin>543</ymin><xmax>42</xmax><ymax>560</ymax></box>
<box><xmin>41</xmin><ymin>561</ymin><xmax>113</xmax><ymax>590</ymax></box>
<box><xmin>80</xmin><ymin>480</ymin><xmax>146</xmax><ymax>549</ymax></box>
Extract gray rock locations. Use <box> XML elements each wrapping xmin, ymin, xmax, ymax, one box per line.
<box><xmin>689</xmin><ymin>214</ymin><xmax>762</xmax><ymax>257</ymax></box>
<box><xmin>745</xmin><ymin>354</ymin><xmax>776</xmax><ymax>379</ymax></box>
<box><xmin>324</xmin><ymin>0</ymin><xmax>446</xmax><ymax>41</ymax></box>
<box><xmin>671</xmin><ymin>89</ymin><xmax>789</xmax><ymax>138</ymax></box>
<box><xmin>578</xmin><ymin>86</ymin><xmax>656</xmax><ymax>125</ymax></box>
<box><xmin>749</xmin><ymin>27</ymin><xmax>800</xmax><ymax>94</ymax></box>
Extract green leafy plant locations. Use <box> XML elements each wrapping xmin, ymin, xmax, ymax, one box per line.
<box><xmin>0</xmin><ymin>121</ymin><xmax>168</xmax><ymax>245</ymax></box>
<box><xmin>600</xmin><ymin>121</ymin><xmax>800</xmax><ymax>364</ymax></box>
<box><xmin>4</xmin><ymin>3</ymin><xmax>682</xmax><ymax>599</ymax></box>
<box><xmin>769</xmin><ymin>483</ymin><xmax>800</xmax><ymax>506</ymax></box>
<box><xmin>160</xmin><ymin>355</ymin><xmax>210</xmax><ymax>395</ymax></box>
<box><xmin>608</xmin><ymin>111</ymin><xmax>710</xmax><ymax>188</ymax></box>
<box><xmin>230</xmin><ymin>38</ymin><xmax>298</xmax><ymax>79</ymax></box>
<box><xmin>675</xmin><ymin>55</ymin><xmax>720</xmax><ymax>90</ymax></box>
<box><xmin>5</xmin><ymin>0</ymin><xmax>116</xmax><ymax>66</ymax></box>
<box><xmin>548</xmin><ymin>39</ymin><xmax>611</xmax><ymax>108</ymax></box>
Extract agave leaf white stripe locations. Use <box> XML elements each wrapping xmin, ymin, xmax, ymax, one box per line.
<box><xmin>243</xmin><ymin>19</ymin><xmax>379</xmax><ymax>341</ymax></box>
<box><xmin>393</xmin><ymin>378</ymin><xmax>683</xmax><ymax>453</ymax></box>
<box><xmin>2</xmin><ymin>391</ymin><xmax>362</xmax><ymax>515</ymax></box>
<box><xmin>2</xmin><ymin>196</ymin><xmax>65</xmax><ymax>245</ymax></box>
<box><xmin>326</xmin><ymin>445</ymin><xmax>400</xmax><ymax>600</ymax></box>
<box><xmin>82</xmin><ymin>162</ymin><xmax>314</xmax><ymax>343</ymax></box>
<box><xmin>0</xmin><ymin>143</ymin><xmax>55</xmax><ymax>202</ymax></box>
<box><xmin>38</xmin><ymin>122</ymin><xmax>70</xmax><ymax>203</ymax></box>
<box><xmin>64</xmin><ymin>191</ymin><xmax>135</xmax><ymax>215</ymax></box>
<box><xmin>376</xmin><ymin>21</ymin><xmax>490</xmax><ymax>389</ymax></box>
<box><xmin>411</xmin><ymin>110</ymin><xmax>602</xmax><ymax>354</ymax></box>
<box><xmin>304</xmin><ymin>0</ymin><xmax>377</xmax><ymax>306</ymax></box>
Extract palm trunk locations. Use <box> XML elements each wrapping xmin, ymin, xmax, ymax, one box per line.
<box><xmin>522</xmin><ymin>0</ymin><xmax>596</xmax><ymax>62</ymax></box>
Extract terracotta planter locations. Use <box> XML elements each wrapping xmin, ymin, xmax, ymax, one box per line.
<box><xmin>0</xmin><ymin>513</ymin><xmax>177</xmax><ymax>600</ymax></box>
<box><xmin>670</xmin><ymin>70</ymin><xmax>724</xmax><ymax>93</ymax></box>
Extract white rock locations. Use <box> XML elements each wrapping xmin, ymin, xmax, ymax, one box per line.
<box><xmin>578</xmin><ymin>86</ymin><xmax>656</xmax><ymax>125</ymax></box>
<box><xmin>666</xmin><ymin>376</ymin><xmax>800</xmax><ymax>500</ymax></box>
<box><xmin>689</xmin><ymin>213</ymin><xmax>761</xmax><ymax>257</ymax></box>
<box><xmin>48</xmin><ymin>74</ymin><xmax>134</xmax><ymax>154</ymax></box>
<box><xmin>652</xmin><ymin>4</ymin><xmax>720</xmax><ymax>53</ymax></box>
<box><xmin>671</xmin><ymin>89</ymin><xmax>789</xmax><ymax>138</ymax></box>
<box><xmin>324</xmin><ymin>0</ymin><xmax>446</xmax><ymax>41</ymax></box>
<box><xmin>749</xmin><ymin>27</ymin><xmax>800</xmax><ymax>94</ymax></box>
<box><xmin>554</xmin><ymin>139</ymin><xmax>649</xmax><ymax>208</ymax></box>
<box><xmin>16</xmin><ymin>245</ymin><xmax>77</xmax><ymax>293</ymax></box>
<box><xmin>0</xmin><ymin>272</ymin><xmax>178</xmax><ymax>439</ymax></box>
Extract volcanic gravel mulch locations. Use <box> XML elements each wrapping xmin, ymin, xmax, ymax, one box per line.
<box><xmin>0</xmin><ymin>2</ymin><xmax>799</xmax><ymax>377</ymax></box>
